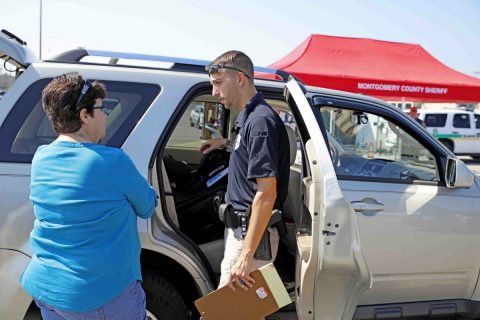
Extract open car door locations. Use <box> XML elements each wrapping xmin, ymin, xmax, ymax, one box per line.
<box><xmin>284</xmin><ymin>78</ymin><xmax>372</xmax><ymax>319</ymax></box>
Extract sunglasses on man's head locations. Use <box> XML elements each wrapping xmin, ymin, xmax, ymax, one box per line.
<box><xmin>205</xmin><ymin>64</ymin><xmax>252</xmax><ymax>80</ymax></box>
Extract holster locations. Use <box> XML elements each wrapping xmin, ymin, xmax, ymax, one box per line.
<box><xmin>268</xmin><ymin>209</ymin><xmax>287</xmax><ymax>237</ymax></box>
<box><xmin>254</xmin><ymin>229</ymin><xmax>272</xmax><ymax>261</ymax></box>
<box><xmin>217</xmin><ymin>204</ymin><xmax>287</xmax><ymax>261</ymax></box>
<box><xmin>254</xmin><ymin>209</ymin><xmax>287</xmax><ymax>261</ymax></box>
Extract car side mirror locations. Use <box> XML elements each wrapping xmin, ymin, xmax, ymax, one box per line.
<box><xmin>445</xmin><ymin>157</ymin><xmax>474</xmax><ymax>188</ymax></box>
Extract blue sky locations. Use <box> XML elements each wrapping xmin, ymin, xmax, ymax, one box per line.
<box><xmin>1</xmin><ymin>0</ymin><xmax>479</xmax><ymax>76</ymax></box>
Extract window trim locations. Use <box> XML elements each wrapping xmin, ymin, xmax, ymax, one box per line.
<box><xmin>336</xmin><ymin>174</ymin><xmax>441</xmax><ymax>186</ymax></box>
<box><xmin>0</xmin><ymin>78</ymin><xmax>161</xmax><ymax>163</ymax></box>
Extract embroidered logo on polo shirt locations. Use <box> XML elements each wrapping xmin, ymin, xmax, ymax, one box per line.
<box><xmin>234</xmin><ymin>134</ymin><xmax>241</xmax><ymax>150</ymax></box>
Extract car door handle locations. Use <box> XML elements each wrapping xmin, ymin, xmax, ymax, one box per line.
<box><xmin>350</xmin><ymin>199</ymin><xmax>384</xmax><ymax>216</ymax></box>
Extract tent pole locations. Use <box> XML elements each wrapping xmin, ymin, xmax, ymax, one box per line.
<box><xmin>397</xmin><ymin>97</ymin><xmax>405</xmax><ymax>162</ymax></box>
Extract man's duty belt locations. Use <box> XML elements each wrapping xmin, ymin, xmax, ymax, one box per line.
<box><xmin>217</xmin><ymin>203</ymin><xmax>251</xmax><ymax>235</ymax></box>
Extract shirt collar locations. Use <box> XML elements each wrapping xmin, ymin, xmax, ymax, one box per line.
<box><xmin>236</xmin><ymin>92</ymin><xmax>264</xmax><ymax>129</ymax></box>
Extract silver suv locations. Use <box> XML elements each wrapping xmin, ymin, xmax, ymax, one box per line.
<box><xmin>2</xmin><ymin>29</ymin><xmax>480</xmax><ymax>320</ymax></box>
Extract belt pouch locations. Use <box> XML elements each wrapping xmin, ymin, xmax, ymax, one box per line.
<box><xmin>224</xmin><ymin>208</ymin><xmax>238</xmax><ymax>228</ymax></box>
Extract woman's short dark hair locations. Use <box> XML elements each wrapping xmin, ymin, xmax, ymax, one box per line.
<box><xmin>42</xmin><ymin>72</ymin><xmax>106</xmax><ymax>133</ymax></box>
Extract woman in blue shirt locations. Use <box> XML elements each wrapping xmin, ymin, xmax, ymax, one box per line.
<box><xmin>20</xmin><ymin>72</ymin><xmax>157</xmax><ymax>320</ymax></box>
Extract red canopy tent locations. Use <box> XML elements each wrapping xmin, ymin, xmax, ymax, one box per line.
<box><xmin>268</xmin><ymin>35</ymin><xmax>480</xmax><ymax>102</ymax></box>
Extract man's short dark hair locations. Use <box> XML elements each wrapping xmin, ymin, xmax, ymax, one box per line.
<box><xmin>42</xmin><ymin>72</ymin><xmax>106</xmax><ymax>133</ymax></box>
<box><xmin>207</xmin><ymin>50</ymin><xmax>254</xmax><ymax>82</ymax></box>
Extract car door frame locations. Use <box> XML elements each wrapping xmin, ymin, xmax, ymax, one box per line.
<box><xmin>309</xmin><ymin>92</ymin><xmax>480</xmax><ymax>305</ymax></box>
<box><xmin>285</xmin><ymin>78</ymin><xmax>372</xmax><ymax>320</ymax></box>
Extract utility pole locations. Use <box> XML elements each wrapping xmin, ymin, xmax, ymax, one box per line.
<box><xmin>39</xmin><ymin>0</ymin><xmax>43</xmax><ymax>59</ymax></box>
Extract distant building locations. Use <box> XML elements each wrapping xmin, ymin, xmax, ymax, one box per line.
<box><xmin>422</xmin><ymin>102</ymin><xmax>479</xmax><ymax>112</ymax></box>
<box><xmin>388</xmin><ymin>101</ymin><xmax>479</xmax><ymax>112</ymax></box>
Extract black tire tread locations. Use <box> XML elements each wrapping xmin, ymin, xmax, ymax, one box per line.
<box><xmin>142</xmin><ymin>269</ymin><xmax>190</xmax><ymax>320</ymax></box>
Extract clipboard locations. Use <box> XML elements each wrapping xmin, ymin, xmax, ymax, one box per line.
<box><xmin>195</xmin><ymin>263</ymin><xmax>291</xmax><ymax>320</ymax></box>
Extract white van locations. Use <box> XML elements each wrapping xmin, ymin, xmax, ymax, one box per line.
<box><xmin>419</xmin><ymin>109</ymin><xmax>480</xmax><ymax>158</ymax></box>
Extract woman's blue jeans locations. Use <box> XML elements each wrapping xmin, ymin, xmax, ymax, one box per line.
<box><xmin>34</xmin><ymin>280</ymin><xmax>147</xmax><ymax>320</ymax></box>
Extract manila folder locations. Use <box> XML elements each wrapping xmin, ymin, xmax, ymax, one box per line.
<box><xmin>194</xmin><ymin>263</ymin><xmax>291</xmax><ymax>320</ymax></box>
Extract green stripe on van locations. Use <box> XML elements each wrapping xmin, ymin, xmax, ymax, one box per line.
<box><xmin>433</xmin><ymin>133</ymin><xmax>463</xmax><ymax>139</ymax></box>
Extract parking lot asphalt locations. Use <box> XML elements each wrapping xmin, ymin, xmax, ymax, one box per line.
<box><xmin>461</xmin><ymin>156</ymin><xmax>480</xmax><ymax>175</ymax></box>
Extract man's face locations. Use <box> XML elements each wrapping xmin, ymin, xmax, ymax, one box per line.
<box><xmin>210</xmin><ymin>69</ymin><xmax>240</xmax><ymax>110</ymax></box>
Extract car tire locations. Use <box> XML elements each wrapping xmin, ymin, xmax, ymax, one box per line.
<box><xmin>23</xmin><ymin>303</ymin><xmax>42</xmax><ymax>320</ymax></box>
<box><xmin>142</xmin><ymin>269</ymin><xmax>190</xmax><ymax>320</ymax></box>
<box><xmin>440</xmin><ymin>139</ymin><xmax>454</xmax><ymax>152</ymax></box>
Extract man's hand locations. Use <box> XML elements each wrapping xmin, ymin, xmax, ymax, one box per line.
<box><xmin>227</xmin><ymin>253</ymin><xmax>255</xmax><ymax>291</ymax></box>
<box><xmin>200</xmin><ymin>138</ymin><xmax>227</xmax><ymax>154</ymax></box>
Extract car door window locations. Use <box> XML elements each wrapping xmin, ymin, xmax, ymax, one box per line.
<box><xmin>424</xmin><ymin>113</ymin><xmax>447</xmax><ymax>127</ymax></box>
<box><xmin>167</xmin><ymin>100</ymin><xmax>225</xmax><ymax>150</ymax></box>
<box><xmin>319</xmin><ymin>106</ymin><xmax>439</xmax><ymax>182</ymax></box>
<box><xmin>0</xmin><ymin>79</ymin><xmax>160</xmax><ymax>162</ymax></box>
<box><xmin>475</xmin><ymin>114</ymin><xmax>480</xmax><ymax>129</ymax></box>
<box><xmin>453</xmin><ymin>114</ymin><xmax>471</xmax><ymax>128</ymax></box>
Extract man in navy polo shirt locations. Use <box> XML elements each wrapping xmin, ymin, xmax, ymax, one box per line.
<box><xmin>201</xmin><ymin>50</ymin><xmax>290</xmax><ymax>291</ymax></box>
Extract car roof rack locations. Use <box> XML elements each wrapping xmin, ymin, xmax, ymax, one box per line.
<box><xmin>49</xmin><ymin>48</ymin><xmax>292</xmax><ymax>82</ymax></box>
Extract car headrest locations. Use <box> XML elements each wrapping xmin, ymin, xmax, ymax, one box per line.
<box><xmin>285</xmin><ymin>125</ymin><xmax>297</xmax><ymax>166</ymax></box>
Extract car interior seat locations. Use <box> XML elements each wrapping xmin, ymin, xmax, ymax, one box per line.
<box><xmin>282</xmin><ymin>125</ymin><xmax>303</xmax><ymax>257</ymax></box>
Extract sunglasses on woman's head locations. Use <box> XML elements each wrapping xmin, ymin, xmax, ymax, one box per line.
<box><xmin>75</xmin><ymin>80</ymin><xmax>93</xmax><ymax>108</ymax></box>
